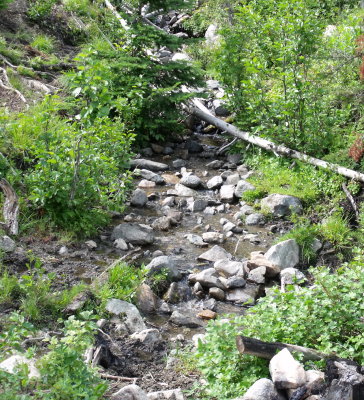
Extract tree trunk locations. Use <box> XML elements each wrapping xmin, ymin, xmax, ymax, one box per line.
<box><xmin>191</xmin><ymin>105</ymin><xmax>364</xmax><ymax>183</ymax></box>
<box><xmin>236</xmin><ymin>336</ymin><xmax>336</xmax><ymax>362</ymax></box>
<box><xmin>0</xmin><ymin>178</ymin><xmax>19</xmax><ymax>235</ymax></box>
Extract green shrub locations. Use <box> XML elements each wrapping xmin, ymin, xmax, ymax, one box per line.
<box><xmin>241</xmin><ymin>188</ymin><xmax>266</xmax><ymax>204</ymax></box>
<box><xmin>194</xmin><ymin>255</ymin><xmax>364</xmax><ymax>397</ymax></box>
<box><xmin>27</xmin><ymin>0</ymin><xmax>58</xmax><ymax>21</ymax></box>
<box><xmin>31</xmin><ymin>35</ymin><xmax>55</xmax><ymax>54</ymax></box>
<box><xmin>319</xmin><ymin>212</ymin><xmax>353</xmax><ymax>250</ymax></box>
<box><xmin>0</xmin><ymin>0</ymin><xmax>13</xmax><ymax>10</ymax></box>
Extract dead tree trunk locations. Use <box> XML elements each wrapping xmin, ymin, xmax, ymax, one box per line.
<box><xmin>191</xmin><ymin>105</ymin><xmax>364</xmax><ymax>183</ymax></box>
<box><xmin>0</xmin><ymin>178</ymin><xmax>19</xmax><ymax>235</ymax></box>
<box><xmin>236</xmin><ymin>336</ymin><xmax>336</xmax><ymax>362</ymax></box>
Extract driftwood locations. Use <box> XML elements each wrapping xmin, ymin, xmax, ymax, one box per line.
<box><xmin>236</xmin><ymin>336</ymin><xmax>336</xmax><ymax>362</ymax></box>
<box><xmin>342</xmin><ymin>183</ymin><xmax>359</xmax><ymax>220</ymax></box>
<box><xmin>0</xmin><ymin>178</ymin><xmax>19</xmax><ymax>235</ymax></box>
<box><xmin>191</xmin><ymin>105</ymin><xmax>364</xmax><ymax>183</ymax></box>
<box><xmin>0</xmin><ymin>67</ymin><xmax>28</xmax><ymax>108</ymax></box>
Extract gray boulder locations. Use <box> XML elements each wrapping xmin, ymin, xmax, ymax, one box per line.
<box><xmin>105</xmin><ymin>299</ymin><xmax>146</xmax><ymax>334</ymax></box>
<box><xmin>130</xmin><ymin>189</ymin><xmax>148</xmax><ymax>207</ymax></box>
<box><xmin>246</xmin><ymin>213</ymin><xmax>266</xmax><ymax>226</ymax></box>
<box><xmin>180</xmin><ymin>174</ymin><xmax>201</xmax><ymax>189</ymax></box>
<box><xmin>265</xmin><ymin>239</ymin><xmax>300</xmax><ymax>270</ymax></box>
<box><xmin>130</xmin><ymin>329</ymin><xmax>162</xmax><ymax>349</ymax></box>
<box><xmin>261</xmin><ymin>194</ymin><xmax>303</xmax><ymax>217</ymax></box>
<box><xmin>206</xmin><ymin>175</ymin><xmax>223</xmax><ymax>189</ymax></box>
<box><xmin>0</xmin><ymin>236</ymin><xmax>16</xmax><ymax>252</ymax></box>
<box><xmin>145</xmin><ymin>256</ymin><xmax>182</xmax><ymax>281</ymax></box>
<box><xmin>147</xmin><ymin>389</ymin><xmax>185</xmax><ymax>400</ymax></box>
<box><xmin>225</xmin><ymin>284</ymin><xmax>259</xmax><ymax>304</ymax></box>
<box><xmin>170</xmin><ymin>311</ymin><xmax>203</xmax><ymax>328</ymax></box>
<box><xmin>240</xmin><ymin>378</ymin><xmax>286</xmax><ymax>400</ymax></box>
<box><xmin>197</xmin><ymin>245</ymin><xmax>232</xmax><ymax>262</ymax></box>
<box><xmin>130</xmin><ymin>159</ymin><xmax>168</xmax><ymax>172</ymax></box>
<box><xmin>214</xmin><ymin>259</ymin><xmax>246</xmax><ymax>277</ymax></box>
<box><xmin>225</xmin><ymin>173</ymin><xmax>241</xmax><ymax>185</ymax></box>
<box><xmin>234</xmin><ymin>180</ymin><xmax>256</xmax><ymax>198</ymax></box>
<box><xmin>139</xmin><ymin>169</ymin><xmax>166</xmax><ymax>185</ymax></box>
<box><xmin>111</xmin><ymin>223</ymin><xmax>154</xmax><ymax>245</ymax></box>
<box><xmin>112</xmin><ymin>384</ymin><xmax>148</xmax><ymax>400</ymax></box>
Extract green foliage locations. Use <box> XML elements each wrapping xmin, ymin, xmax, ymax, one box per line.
<box><xmin>0</xmin><ymin>0</ymin><xmax>13</xmax><ymax>10</ymax></box>
<box><xmin>0</xmin><ymin>36</ymin><xmax>23</xmax><ymax>64</ymax></box>
<box><xmin>27</xmin><ymin>0</ymin><xmax>58</xmax><ymax>21</ymax></box>
<box><xmin>0</xmin><ymin>313</ymin><xmax>107</xmax><ymax>400</ymax></box>
<box><xmin>209</xmin><ymin>0</ymin><xmax>362</xmax><ymax>156</ymax></box>
<box><xmin>320</xmin><ymin>212</ymin><xmax>353</xmax><ymax>250</ymax></box>
<box><xmin>95</xmin><ymin>262</ymin><xmax>147</xmax><ymax>306</ymax></box>
<box><xmin>31</xmin><ymin>35</ymin><xmax>55</xmax><ymax>54</ymax></box>
<box><xmin>195</xmin><ymin>256</ymin><xmax>364</xmax><ymax>397</ymax></box>
<box><xmin>0</xmin><ymin>257</ymin><xmax>85</xmax><ymax>323</ymax></box>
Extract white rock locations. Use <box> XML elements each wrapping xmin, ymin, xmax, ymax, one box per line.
<box><xmin>105</xmin><ymin>299</ymin><xmax>146</xmax><ymax>333</ymax></box>
<box><xmin>147</xmin><ymin>388</ymin><xmax>184</xmax><ymax>400</ymax></box>
<box><xmin>185</xmin><ymin>234</ymin><xmax>207</xmax><ymax>247</ymax></box>
<box><xmin>265</xmin><ymin>239</ymin><xmax>300</xmax><ymax>270</ymax></box>
<box><xmin>214</xmin><ymin>259</ymin><xmax>246</xmax><ymax>277</ymax></box>
<box><xmin>197</xmin><ymin>245</ymin><xmax>232</xmax><ymax>262</ymax></box>
<box><xmin>192</xmin><ymin>334</ymin><xmax>206</xmax><ymax>348</ymax></box>
<box><xmin>202</xmin><ymin>232</ymin><xmax>224</xmax><ymax>244</ymax></box>
<box><xmin>174</xmin><ymin>183</ymin><xmax>197</xmax><ymax>197</ymax></box>
<box><xmin>206</xmin><ymin>175</ymin><xmax>223</xmax><ymax>190</ymax></box>
<box><xmin>85</xmin><ymin>240</ymin><xmax>97</xmax><ymax>249</ymax></box>
<box><xmin>0</xmin><ymin>355</ymin><xmax>40</xmax><ymax>379</ymax></box>
<box><xmin>225</xmin><ymin>173</ymin><xmax>240</xmax><ymax>185</ymax></box>
<box><xmin>269</xmin><ymin>348</ymin><xmax>306</xmax><ymax>389</ymax></box>
<box><xmin>234</xmin><ymin>180</ymin><xmax>256</xmax><ymax>198</ymax></box>
<box><xmin>220</xmin><ymin>185</ymin><xmax>235</xmax><ymax>203</ymax></box>
<box><xmin>112</xmin><ymin>384</ymin><xmax>148</xmax><ymax>400</ymax></box>
<box><xmin>130</xmin><ymin>329</ymin><xmax>162</xmax><ymax>349</ymax></box>
<box><xmin>280</xmin><ymin>268</ymin><xmax>306</xmax><ymax>284</ymax></box>
<box><xmin>114</xmin><ymin>238</ymin><xmax>128</xmax><ymax>250</ymax></box>
<box><xmin>58</xmin><ymin>246</ymin><xmax>68</xmax><ymax>256</ymax></box>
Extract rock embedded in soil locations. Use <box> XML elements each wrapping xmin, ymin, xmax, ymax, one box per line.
<box><xmin>172</xmin><ymin>159</ymin><xmax>186</xmax><ymax>168</ymax></box>
<box><xmin>112</xmin><ymin>384</ymin><xmax>148</xmax><ymax>400</ymax></box>
<box><xmin>111</xmin><ymin>223</ymin><xmax>155</xmax><ymax>245</ymax></box>
<box><xmin>246</xmin><ymin>213</ymin><xmax>266</xmax><ymax>226</ymax></box>
<box><xmin>237</xmin><ymin>378</ymin><xmax>286</xmax><ymax>400</ymax></box>
<box><xmin>0</xmin><ymin>235</ymin><xmax>16</xmax><ymax>252</ymax></box>
<box><xmin>105</xmin><ymin>299</ymin><xmax>146</xmax><ymax>334</ymax></box>
<box><xmin>264</xmin><ymin>239</ymin><xmax>300</xmax><ymax>271</ymax></box>
<box><xmin>170</xmin><ymin>310</ymin><xmax>203</xmax><ymax>328</ymax></box>
<box><xmin>197</xmin><ymin>245</ymin><xmax>232</xmax><ymax>262</ymax></box>
<box><xmin>130</xmin><ymin>329</ymin><xmax>163</xmax><ymax>350</ymax></box>
<box><xmin>131</xmin><ymin>159</ymin><xmax>169</xmax><ymax>172</ymax></box>
<box><xmin>220</xmin><ymin>184</ymin><xmax>235</xmax><ymax>203</ymax></box>
<box><xmin>234</xmin><ymin>180</ymin><xmax>256</xmax><ymax>198</ymax></box>
<box><xmin>261</xmin><ymin>194</ymin><xmax>303</xmax><ymax>217</ymax></box>
<box><xmin>206</xmin><ymin>160</ymin><xmax>224</xmax><ymax>169</ymax></box>
<box><xmin>240</xmin><ymin>204</ymin><xmax>254</xmax><ymax>215</ymax></box>
<box><xmin>131</xmin><ymin>189</ymin><xmax>148</xmax><ymax>207</ymax></box>
<box><xmin>269</xmin><ymin>348</ymin><xmax>306</xmax><ymax>389</ymax></box>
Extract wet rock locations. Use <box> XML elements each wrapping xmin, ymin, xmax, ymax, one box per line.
<box><xmin>131</xmin><ymin>189</ymin><xmax>148</xmax><ymax>207</ymax></box>
<box><xmin>162</xmin><ymin>196</ymin><xmax>175</xmax><ymax>207</ymax></box>
<box><xmin>147</xmin><ymin>389</ymin><xmax>185</xmax><ymax>400</ymax></box>
<box><xmin>239</xmin><ymin>378</ymin><xmax>286</xmax><ymax>400</ymax></box>
<box><xmin>136</xmin><ymin>284</ymin><xmax>158</xmax><ymax>313</ymax></box>
<box><xmin>139</xmin><ymin>169</ymin><xmax>166</xmax><ymax>185</ymax></box>
<box><xmin>248</xmin><ymin>266</ymin><xmax>266</xmax><ymax>284</ymax></box>
<box><xmin>175</xmin><ymin>183</ymin><xmax>197</xmax><ymax>197</ymax></box>
<box><xmin>111</xmin><ymin>223</ymin><xmax>154</xmax><ymax>245</ymax></box>
<box><xmin>246</xmin><ymin>213</ymin><xmax>266</xmax><ymax>226</ymax></box>
<box><xmin>209</xmin><ymin>287</ymin><xmax>225</xmax><ymax>301</ymax></box>
<box><xmin>197</xmin><ymin>309</ymin><xmax>217</xmax><ymax>320</ymax></box>
<box><xmin>265</xmin><ymin>239</ymin><xmax>300</xmax><ymax>270</ymax></box>
<box><xmin>280</xmin><ymin>268</ymin><xmax>306</xmax><ymax>284</ymax></box>
<box><xmin>203</xmin><ymin>298</ymin><xmax>217</xmax><ymax>311</ymax></box>
<box><xmin>172</xmin><ymin>159</ymin><xmax>186</xmax><ymax>168</ymax></box>
<box><xmin>130</xmin><ymin>329</ymin><xmax>162</xmax><ymax>349</ymax></box>
<box><xmin>146</xmin><ymin>256</ymin><xmax>182</xmax><ymax>281</ymax></box>
<box><xmin>189</xmin><ymin>199</ymin><xmax>208</xmax><ymax>212</ymax></box>
<box><xmin>225</xmin><ymin>284</ymin><xmax>259</xmax><ymax>304</ymax></box>
<box><xmin>0</xmin><ymin>236</ymin><xmax>16</xmax><ymax>252</ymax></box>
<box><xmin>269</xmin><ymin>348</ymin><xmax>306</xmax><ymax>389</ymax></box>
<box><xmin>225</xmin><ymin>173</ymin><xmax>241</xmax><ymax>185</ymax></box>
<box><xmin>180</xmin><ymin>174</ymin><xmax>201</xmax><ymax>189</ymax></box>
<box><xmin>206</xmin><ymin>160</ymin><xmax>224</xmax><ymax>169</ymax></box>
<box><xmin>112</xmin><ymin>384</ymin><xmax>148</xmax><ymax>400</ymax></box>
<box><xmin>105</xmin><ymin>299</ymin><xmax>146</xmax><ymax>333</ymax></box>
<box><xmin>220</xmin><ymin>185</ymin><xmax>235</xmax><ymax>203</ymax></box>
<box><xmin>114</xmin><ymin>238</ymin><xmax>128</xmax><ymax>250</ymax></box>
<box><xmin>248</xmin><ymin>252</ymin><xmax>281</xmax><ymax>278</ymax></box>
<box><xmin>261</xmin><ymin>194</ymin><xmax>303</xmax><ymax>217</ymax></box>
<box><xmin>185</xmin><ymin>140</ymin><xmax>203</xmax><ymax>153</ymax></box>
<box><xmin>0</xmin><ymin>355</ymin><xmax>40</xmax><ymax>379</ymax></box>
<box><xmin>164</xmin><ymin>282</ymin><xmax>190</xmax><ymax>303</ymax></box>
<box><xmin>190</xmin><ymin>268</ymin><xmax>225</xmax><ymax>290</ymax></box>
<box><xmin>197</xmin><ymin>245</ymin><xmax>232</xmax><ymax>262</ymax></box>
<box><xmin>202</xmin><ymin>232</ymin><xmax>224</xmax><ymax>244</ymax></box>
<box><xmin>214</xmin><ymin>259</ymin><xmax>247</xmax><ymax>277</ymax></box>
<box><xmin>170</xmin><ymin>310</ymin><xmax>203</xmax><ymax>328</ymax></box>
<box><xmin>206</xmin><ymin>175</ymin><xmax>223</xmax><ymax>189</ymax></box>
<box><xmin>185</xmin><ymin>234</ymin><xmax>207</xmax><ymax>247</ymax></box>
<box><xmin>152</xmin><ymin>216</ymin><xmax>172</xmax><ymax>231</ymax></box>
<box><xmin>234</xmin><ymin>180</ymin><xmax>256</xmax><ymax>198</ymax></box>
<box><xmin>131</xmin><ymin>159</ymin><xmax>169</xmax><ymax>172</ymax></box>
<box><xmin>138</xmin><ymin>179</ymin><xmax>156</xmax><ymax>188</ymax></box>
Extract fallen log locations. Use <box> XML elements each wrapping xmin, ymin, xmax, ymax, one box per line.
<box><xmin>236</xmin><ymin>336</ymin><xmax>336</xmax><ymax>362</ymax></box>
<box><xmin>0</xmin><ymin>178</ymin><xmax>19</xmax><ymax>235</ymax></box>
<box><xmin>191</xmin><ymin>105</ymin><xmax>364</xmax><ymax>183</ymax></box>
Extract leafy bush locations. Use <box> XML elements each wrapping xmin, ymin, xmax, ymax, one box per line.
<box><xmin>194</xmin><ymin>255</ymin><xmax>364</xmax><ymax>397</ymax></box>
<box><xmin>27</xmin><ymin>0</ymin><xmax>58</xmax><ymax>21</ymax></box>
<box><xmin>0</xmin><ymin>0</ymin><xmax>13</xmax><ymax>10</ymax></box>
<box><xmin>31</xmin><ymin>35</ymin><xmax>55</xmax><ymax>54</ymax></box>
<box><xmin>319</xmin><ymin>212</ymin><xmax>353</xmax><ymax>250</ymax></box>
